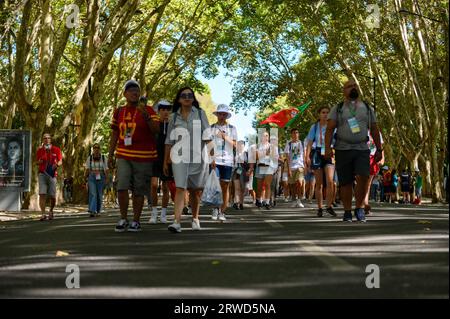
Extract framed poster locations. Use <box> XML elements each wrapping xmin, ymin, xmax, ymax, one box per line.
<box><xmin>0</xmin><ymin>130</ymin><xmax>32</xmax><ymax>191</ymax></box>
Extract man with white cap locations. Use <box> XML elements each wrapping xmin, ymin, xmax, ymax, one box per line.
<box><xmin>108</xmin><ymin>80</ymin><xmax>160</xmax><ymax>232</ymax></box>
<box><xmin>210</xmin><ymin>104</ymin><xmax>238</xmax><ymax>221</ymax></box>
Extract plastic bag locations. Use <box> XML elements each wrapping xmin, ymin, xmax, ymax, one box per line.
<box><xmin>201</xmin><ymin>170</ymin><xmax>223</xmax><ymax>206</ymax></box>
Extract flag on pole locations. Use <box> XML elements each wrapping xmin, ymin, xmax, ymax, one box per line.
<box><xmin>259</xmin><ymin>99</ymin><xmax>312</xmax><ymax>128</ymax></box>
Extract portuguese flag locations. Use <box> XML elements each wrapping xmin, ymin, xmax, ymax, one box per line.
<box><xmin>259</xmin><ymin>99</ymin><xmax>312</xmax><ymax>128</ymax></box>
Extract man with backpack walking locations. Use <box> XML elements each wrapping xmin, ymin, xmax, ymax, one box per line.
<box><xmin>324</xmin><ymin>79</ymin><xmax>382</xmax><ymax>222</ymax></box>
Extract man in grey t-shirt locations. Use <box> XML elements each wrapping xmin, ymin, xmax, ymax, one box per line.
<box><xmin>324</xmin><ymin>79</ymin><xmax>382</xmax><ymax>222</ymax></box>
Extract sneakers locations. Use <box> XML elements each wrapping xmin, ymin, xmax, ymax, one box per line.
<box><xmin>182</xmin><ymin>206</ymin><xmax>192</xmax><ymax>215</ymax></box>
<box><xmin>128</xmin><ymin>220</ymin><xmax>142</xmax><ymax>232</ymax></box>
<box><xmin>343</xmin><ymin>211</ymin><xmax>353</xmax><ymax>222</ymax></box>
<box><xmin>295</xmin><ymin>200</ymin><xmax>304</xmax><ymax>208</ymax></box>
<box><xmin>149</xmin><ymin>211</ymin><xmax>158</xmax><ymax>224</ymax></box>
<box><xmin>218</xmin><ymin>212</ymin><xmax>227</xmax><ymax>221</ymax></box>
<box><xmin>264</xmin><ymin>203</ymin><xmax>271</xmax><ymax>210</ymax></box>
<box><xmin>284</xmin><ymin>197</ymin><xmax>289</xmax><ymax>202</ymax></box>
<box><xmin>115</xmin><ymin>219</ymin><xmax>129</xmax><ymax>232</ymax></box>
<box><xmin>160</xmin><ymin>210</ymin><xmax>167</xmax><ymax>224</ymax></box>
<box><xmin>326</xmin><ymin>206</ymin><xmax>337</xmax><ymax>217</ymax></box>
<box><xmin>211</xmin><ymin>208</ymin><xmax>219</xmax><ymax>220</ymax></box>
<box><xmin>239</xmin><ymin>204</ymin><xmax>244</xmax><ymax>210</ymax></box>
<box><xmin>232</xmin><ymin>203</ymin><xmax>239</xmax><ymax>210</ymax></box>
<box><xmin>89</xmin><ymin>212</ymin><xmax>95</xmax><ymax>218</ymax></box>
<box><xmin>355</xmin><ymin>208</ymin><xmax>366</xmax><ymax>222</ymax></box>
<box><xmin>192</xmin><ymin>219</ymin><xmax>201</xmax><ymax>231</ymax></box>
<box><xmin>317</xmin><ymin>208</ymin><xmax>323</xmax><ymax>217</ymax></box>
<box><xmin>255</xmin><ymin>199</ymin><xmax>262</xmax><ymax>208</ymax></box>
<box><xmin>168</xmin><ymin>222</ymin><xmax>182</xmax><ymax>233</ymax></box>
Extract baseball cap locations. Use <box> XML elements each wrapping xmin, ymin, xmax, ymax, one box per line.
<box><xmin>155</xmin><ymin>100</ymin><xmax>172</xmax><ymax>111</ymax></box>
<box><xmin>123</xmin><ymin>80</ymin><xmax>140</xmax><ymax>92</ymax></box>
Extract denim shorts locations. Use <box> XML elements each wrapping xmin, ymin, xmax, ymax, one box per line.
<box><xmin>214</xmin><ymin>165</ymin><xmax>233</xmax><ymax>182</ymax></box>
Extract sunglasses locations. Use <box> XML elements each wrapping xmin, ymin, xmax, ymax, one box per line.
<box><xmin>180</xmin><ymin>93</ymin><xmax>194</xmax><ymax>100</ymax></box>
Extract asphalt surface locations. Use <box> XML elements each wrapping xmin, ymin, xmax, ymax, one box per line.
<box><xmin>0</xmin><ymin>200</ymin><xmax>448</xmax><ymax>298</ymax></box>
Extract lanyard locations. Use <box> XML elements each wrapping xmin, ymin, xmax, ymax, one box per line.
<box><xmin>348</xmin><ymin>102</ymin><xmax>358</xmax><ymax>117</ymax></box>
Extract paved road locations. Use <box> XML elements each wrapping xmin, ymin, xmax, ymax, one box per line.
<box><xmin>0</xmin><ymin>200</ymin><xmax>448</xmax><ymax>298</ymax></box>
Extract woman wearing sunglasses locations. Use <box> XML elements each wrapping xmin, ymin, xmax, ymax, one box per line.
<box><xmin>164</xmin><ymin>87</ymin><xmax>212</xmax><ymax>233</ymax></box>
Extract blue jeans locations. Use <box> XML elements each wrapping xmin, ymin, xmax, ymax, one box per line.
<box><xmin>88</xmin><ymin>173</ymin><xmax>106</xmax><ymax>214</ymax></box>
<box><xmin>370</xmin><ymin>183</ymin><xmax>379</xmax><ymax>201</ymax></box>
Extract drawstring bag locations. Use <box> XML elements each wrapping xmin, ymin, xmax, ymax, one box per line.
<box><xmin>201</xmin><ymin>170</ymin><xmax>223</xmax><ymax>206</ymax></box>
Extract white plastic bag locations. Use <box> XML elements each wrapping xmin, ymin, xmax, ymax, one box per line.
<box><xmin>201</xmin><ymin>170</ymin><xmax>223</xmax><ymax>206</ymax></box>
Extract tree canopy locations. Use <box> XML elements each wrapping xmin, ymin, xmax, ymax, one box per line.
<box><xmin>0</xmin><ymin>0</ymin><xmax>448</xmax><ymax>204</ymax></box>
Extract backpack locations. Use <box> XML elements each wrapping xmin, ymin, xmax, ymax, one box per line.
<box><xmin>89</xmin><ymin>154</ymin><xmax>107</xmax><ymax>174</ymax></box>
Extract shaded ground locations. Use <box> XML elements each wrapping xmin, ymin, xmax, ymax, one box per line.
<box><xmin>0</xmin><ymin>200</ymin><xmax>448</xmax><ymax>298</ymax></box>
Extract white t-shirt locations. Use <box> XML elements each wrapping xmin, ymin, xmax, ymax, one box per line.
<box><xmin>211</xmin><ymin>123</ymin><xmax>238</xmax><ymax>167</ymax></box>
<box><xmin>254</xmin><ymin>142</ymin><xmax>279</xmax><ymax>168</ymax></box>
<box><xmin>284</xmin><ymin>140</ymin><xmax>304</xmax><ymax>169</ymax></box>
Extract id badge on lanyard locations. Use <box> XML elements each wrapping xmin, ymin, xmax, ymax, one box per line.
<box><xmin>347</xmin><ymin>117</ymin><xmax>361</xmax><ymax>134</ymax></box>
<box><xmin>95</xmin><ymin>172</ymin><xmax>101</xmax><ymax>180</ymax></box>
<box><xmin>124</xmin><ymin>128</ymin><xmax>132</xmax><ymax>146</ymax></box>
<box><xmin>320</xmin><ymin>126</ymin><xmax>325</xmax><ymax>155</ymax></box>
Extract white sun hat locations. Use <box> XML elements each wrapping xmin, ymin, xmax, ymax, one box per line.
<box><xmin>213</xmin><ymin>104</ymin><xmax>232</xmax><ymax>119</ymax></box>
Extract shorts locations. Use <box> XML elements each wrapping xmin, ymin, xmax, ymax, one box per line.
<box><xmin>288</xmin><ymin>168</ymin><xmax>305</xmax><ymax>184</ymax></box>
<box><xmin>335</xmin><ymin>149</ymin><xmax>370</xmax><ymax>186</ymax></box>
<box><xmin>214</xmin><ymin>165</ymin><xmax>233</xmax><ymax>182</ymax></box>
<box><xmin>116</xmin><ymin>158</ymin><xmax>153</xmax><ymax>196</ymax></box>
<box><xmin>38</xmin><ymin>173</ymin><xmax>57</xmax><ymax>198</ymax></box>
<box><xmin>304</xmin><ymin>171</ymin><xmax>315</xmax><ymax>182</ymax></box>
<box><xmin>282</xmin><ymin>173</ymin><xmax>288</xmax><ymax>182</ymax></box>
<box><xmin>311</xmin><ymin>152</ymin><xmax>334</xmax><ymax>171</ymax></box>
<box><xmin>255</xmin><ymin>165</ymin><xmax>276</xmax><ymax>179</ymax></box>
<box><xmin>415</xmin><ymin>187</ymin><xmax>422</xmax><ymax>197</ymax></box>
<box><xmin>151</xmin><ymin>160</ymin><xmax>174</xmax><ymax>182</ymax></box>
<box><xmin>400</xmin><ymin>183</ymin><xmax>410</xmax><ymax>193</ymax></box>
<box><xmin>369</xmin><ymin>155</ymin><xmax>380</xmax><ymax>176</ymax></box>
<box><xmin>172</xmin><ymin>161</ymin><xmax>208</xmax><ymax>190</ymax></box>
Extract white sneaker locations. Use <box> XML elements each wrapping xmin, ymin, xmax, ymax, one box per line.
<box><xmin>192</xmin><ymin>219</ymin><xmax>201</xmax><ymax>231</ymax></box>
<box><xmin>160</xmin><ymin>211</ymin><xmax>167</xmax><ymax>224</ymax></box>
<box><xmin>284</xmin><ymin>197</ymin><xmax>289</xmax><ymax>202</ymax></box>
<box><xmin>218</xmin><ymin>213</ymin><xmax>226</xmax><ymax>221</ymax></box>
<box><xmin>211</xmin><ymin>208</ymin><xmax>219</xmax><ymax>220</ymax></box>
<box><xmin>168</xmin><ymin>222</ymin><xmax>181</xmax><ymax>233</ymax></box>
<box><xmin>149</xmin><ymin>211</ymin><xmax>158</xmax><ymax>224</ymax></box>
<box><xmin>295</xmin><ymin>200</ymin><xmax>304</xmax><ymax>208</ymax></box>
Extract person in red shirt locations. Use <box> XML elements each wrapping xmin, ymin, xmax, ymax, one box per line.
<box><xmin>36</xmin><ymin>133</ymin><xmax>62</xmax><ymax>221</ymax></box>
<box><xmin>108</xmin><ymin>80</ymin><xmax>160</xmax><ymax>232</ymax></box>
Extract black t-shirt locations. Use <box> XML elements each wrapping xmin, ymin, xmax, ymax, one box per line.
<box><xmin>157</xmin><ymin>121</ymin><xmax>169</xmax><ymax>162</ymax></box>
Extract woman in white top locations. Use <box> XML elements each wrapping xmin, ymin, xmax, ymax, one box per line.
<box><xmin>248</xmin><ymin>131</ymin><xmax>279</xmax><ymax>210</ymax></box>
<box><xmin>84</xmin><ymin>143</ymin><xmax>109</xmax><ymax>217</ymax></box>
